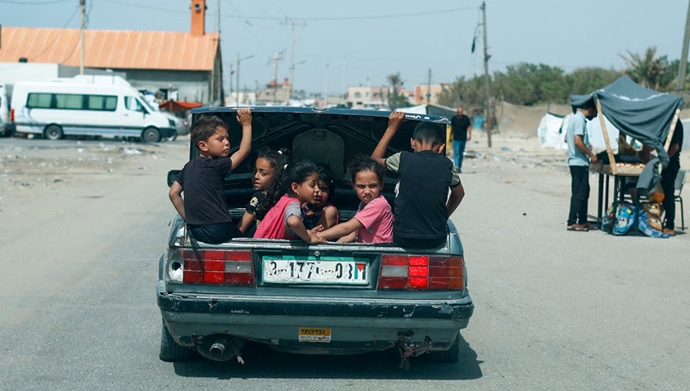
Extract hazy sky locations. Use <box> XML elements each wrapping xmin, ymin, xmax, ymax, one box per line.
<box><xmin>2</xmin><ymin>0</ymin><xmax>689</xmax><ymax>95</ymax></box>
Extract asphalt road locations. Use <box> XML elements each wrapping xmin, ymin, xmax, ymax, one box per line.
<box><xmin>0</xmin><ymin>137</ymin><xmax>689</xmax><ymax>390</ymax></box>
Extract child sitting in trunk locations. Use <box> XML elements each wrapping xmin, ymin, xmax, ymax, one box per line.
<box><xmin>302</xmin><ymin>165</ymin><xmax>339</xmax><ymax>231</ymax></box>
<box><xmin>168</xmin><ymin>109</ymin><xmax>252</xmax><ymax>244</ymax></box>
<box><xmin>238</xmin><ymin>147</ymin><xmax>290</xmax><ymax>237</ymax></box>
<box><xmin>253</xmin><ymin>160</ymin><xmax>325</xmax><ymax>244</ymax></box>
<box><xmin>315</xmin><ymin>157</ymin><xmax>393</xmax><ymax>243</ymax></box>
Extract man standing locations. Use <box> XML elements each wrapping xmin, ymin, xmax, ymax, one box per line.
<box><xmin>450</xmin><ymin>107</ymin><xmax>472</xmax><ymax>172</ymax></box>
<box><xmin>565</xmin><ymin>100</ymin><xmax>598</xmax><ymax>231</ymax></box>
<box><xmin>661</xmin><ymin>121</ymin><xmax>684</xmax><ymax>236</ymax></box>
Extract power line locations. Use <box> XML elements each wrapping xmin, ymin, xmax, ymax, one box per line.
<box><xmin>29</xmin><ymin>5</ymin><xmax>81</xmax><ymax>62</ymax></box>
<box><xmin>0</xmin><ymin>0</ymin><xmax>70</xmax><ymax>4</ymax></box>
<box><xmin>103</xmin><ymin>1</ymin><xmax>476</xmax><ymax>22</ymax></box>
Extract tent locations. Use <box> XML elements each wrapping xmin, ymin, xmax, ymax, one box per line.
<box><xmin>398</xmin><ymin>104</ymin><xmax>456</xmax><ymax>120</ymax></box>
<box><xmin>537</xmin><ymin>112</ymin><xmax>567</xmax><ymax>149</ymax></box>
<box><xmin>592</xmin><ymin>76</ymin><xmax>683</xmax><ymax>168</ymax></box>
<box><xmin>680</xmin><ymin>118</ymin><xmax>690</xmax><ymax>151</ymax></box>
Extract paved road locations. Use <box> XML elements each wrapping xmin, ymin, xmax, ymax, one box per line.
<box><xmin>0</xmin><ymin>142</ymin><xmax>688</xmax><ymax>390</ymax></box>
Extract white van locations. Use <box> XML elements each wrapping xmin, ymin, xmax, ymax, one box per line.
<box><xmin>0</xmin><ymin>83</ymin><xmax>13</xmax><ymax>137</ymax></box>
<box><xmin>10</xmin><ymin>81</ymin><xmax>175</xmax><ymax>142</ymax></box>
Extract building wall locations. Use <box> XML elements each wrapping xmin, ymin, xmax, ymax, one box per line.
<box><xmin>106</xmin><ymin>68</ymin><xmax>211</xmax><ymax>103</ymax></box>
<box><xmin>345</xmin><ymin>86</ymin><xmax>389</xmax><ymax>109</ymax></box>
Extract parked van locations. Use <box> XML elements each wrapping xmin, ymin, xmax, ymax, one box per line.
<box><xmin>0</xmin><ymin>83</ymin><xmax>13</xmax><ymax>137</ymax></box>
<box><xmin>10</xmin><ymin>81</ymin><xmax>175</xmax><ymax>142</ymax></box>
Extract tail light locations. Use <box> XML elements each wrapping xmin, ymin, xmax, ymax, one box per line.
<box><xmin>378</xmin><ymin>254</ymin><xmax>464</xmax><ymax>290</ymax></box>
<box><xmin>169</xmin><ymin>249</ymin><xmax>255</xmax><ymax>286</ymax></box>
<box><xmin>10</xmin><ymin>108</ymin><xmax>15</xmax><ymax>123</ymax></box>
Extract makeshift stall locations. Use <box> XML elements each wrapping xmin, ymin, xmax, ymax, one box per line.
<box><xmin>582</xmin><ymin>77</ymin><xmax>683</xmax><ymax>229</ymax></box>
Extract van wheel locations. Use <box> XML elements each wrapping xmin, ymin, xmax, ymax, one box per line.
<box><xmin>44</xmin><ymin>125</ymin><xmax>63</xmax><ymax>140</ymax></box>
<box><xmin>142</xmin><ymin>127</ymin><xmax>161</xmax><ymax>143</ymax></box>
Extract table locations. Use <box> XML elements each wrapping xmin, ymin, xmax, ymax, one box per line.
<box><xmin>589</xmin><ymin>163</ymin><xmax>643</xmax><ymax>222</ymax></box>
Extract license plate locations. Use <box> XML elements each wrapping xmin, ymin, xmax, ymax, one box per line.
<box><xmin>299</xmin><ymin>327</ymin><xmax>331</xmax><ymax>343</ymax></box>
<box><xmin>262</xmin><ymin>256</ymin><xmax>369</xmax><ymax>285</ymax></box>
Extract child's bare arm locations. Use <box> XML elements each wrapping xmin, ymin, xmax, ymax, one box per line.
<box><xmin>168</xmin><ymin>181</ymin><xmax>186</xmax><ymax>220</ymax></box>
<box><xmin>371</xmin><ymin>111</ymin><xmax>405</xmax><ymax>165</ymax></box>
<box><xmin>317</xmin><ymin>206</ymin><xmax>339</xmax><ymax>230</ymax></box>
<box><xmin>231</xmin><ymin>108</ymin><xmax>253</xmax><ymax>170</ymax></box>
<box><xmin>317</xmin><ymin>218</ymin><xmax>363</xmax><ymax>241</ymax></box>
<box><xmin>447</xmin><ymin>183</ymin><xmax>465</xmax><ymax>217</ymax></box>
<box><xmin>287</xmin><ymin>215</ymin><xmax>326</xmax><ymax>244</ymax></box>
<box><xmin>237</xmin><ymin>211</ymin><xmax>256</xmax><ymax>234</ymax></box>
<box><xmin>336</xmin><ymin>231</ymin><xmax>357</xmax><ymax>243</ymax></box>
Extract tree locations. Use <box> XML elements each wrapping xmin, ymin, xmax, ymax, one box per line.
<box><xmin>621</xmin><ymin>46</ymin><xmax>674</xmax><ymax>91</ymax></box>
<box><xmin>436</xmin><ymin>75</ymin><xmax>486</xmax><ymax>116</ymax></box>
<box><xmin>567</xmin><ymin>67</ymin><xmax>623</xmax><ymax>95</ymax></box>
<box><xmin>386</xmin><ymin>72</ymin><xmax>411</xmax><ymax>110</ymax></box>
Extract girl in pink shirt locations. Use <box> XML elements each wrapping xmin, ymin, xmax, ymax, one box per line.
<box><xmin>254</xmin><ymin>160</ymin><xmax>324</xmax><ymax>244</ymax></box>
<box><xmin>316</xmin><ymin>157</ymin><xmax>393</xmax><ymax>243</ymax></box>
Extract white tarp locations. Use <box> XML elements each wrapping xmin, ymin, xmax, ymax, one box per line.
<box><xmin>680</xmin><ymin>118</ymin><xmax>690</xmax><ymax>151</ymax></box>
<box><xmin>537</xmin><ymin>113</ymin><xmax>567</xmax><ymax>149</ymax></box>
<box><xmin>587</xmin><ymin>114</ymin><xmax>620</xmax><ymax>151</ymax></box>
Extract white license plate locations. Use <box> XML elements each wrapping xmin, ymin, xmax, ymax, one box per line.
<box><xmin>262</xmin><ymin>256</ymin><xmax>369</xmax><ymax>285</ymax></box>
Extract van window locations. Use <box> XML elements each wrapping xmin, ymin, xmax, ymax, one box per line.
<box><xmin>56</xmin><ymin>94</ymin><xmax>84</xmax><ymax>110</ymax></box>
<box><xmin>125</xmin><ymin>96</ymin><xmax>145</xmax><ymax>113</ymax></box>
<box><xmin>27</xmin><ymin>93</ymin><xmax>53</xmax><ymax>109</ymax></box>
<box><xmin>87</xmin><ymin>95</ymin><xmax>118</xmax><ymax>111</ymax></box>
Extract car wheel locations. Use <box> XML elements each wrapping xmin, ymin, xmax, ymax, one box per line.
<box><xmin>142</xmin><ymin>127</ymin><xmax>161</xmax><ymax>143</ymax></box>
<box><xmin>159</xmin><ymin>321</ymin><xmax>194</xmax><ymax>362</ymax></box>
<box><xmin>427</xmin><ymin>332</ymin><xmax>460</xmax><ymax>363</ymax></box>
<box><xmin>44</xmin><ymin>125</ymin><xmax>63</xmax><ymax>140</ymax></box>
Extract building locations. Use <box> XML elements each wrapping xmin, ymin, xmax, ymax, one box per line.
<box><xmin>413</xmin><ymin>83</ymin><xmax>451</xmax><ymax>105</ymax></box>
<box><xmin>0</xmin><ymin>0</ymin><xmax>222</xmax><ymax>105</ymax></box>
<box><xmin>256</xmin><ymin>78</ymin><xmax>293</xmax><ymax>105</ymax></box>
<box><xmin>345</xmin><ymin>85</ymin><xmax>389</xmax><ymax>109</ymax></box>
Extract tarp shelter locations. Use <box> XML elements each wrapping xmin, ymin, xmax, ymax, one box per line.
<box><xmin>537</xmin><ymin>112</ymin><xmax>567</xmax><ymax>149</ymax></box>
<box><xmin>680</xmin><ymin>118</ymin><xmax>690</xmax><ymax>151</ymax></box>
<box><xmin>159</xmin><ymin>100</ymin><xmax>203</xmax><ymax>114</ymax></box>
<box><xmin>592</xmin><ymin>76</ymin><xmax>683</xmax><ymax>168</ymax></box>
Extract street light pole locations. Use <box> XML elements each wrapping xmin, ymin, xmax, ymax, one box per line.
<box><xmin>79</xmin><ymin>0</ymin><xmax>85</xmax><ymax>75</ymax></box>
<box><xmin>481</xmin><ymin>1</ymin><xmax>492</xmax><ymax>148</ymax></box>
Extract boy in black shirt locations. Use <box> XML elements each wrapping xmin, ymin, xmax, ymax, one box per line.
<box><xmin>372</xmin><ymin>112</ymin><xmax>465</xmax><ymax>248</ymax></box>
<box><xmin>169</xmin><ymin>109</ymin><xmax>253</xmax><ymax>243</ymax></box>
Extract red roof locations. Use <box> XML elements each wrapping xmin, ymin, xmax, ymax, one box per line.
<box><xmin>0</xmin><ymin>27</ymin><xmax>219</xmax><ymax>71</ymax></box>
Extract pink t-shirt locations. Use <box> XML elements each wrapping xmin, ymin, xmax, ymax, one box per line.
<box><xmin>353</xmin><ymin>196</ymin><xmax>393</xmax><ymax>243</ymax></box>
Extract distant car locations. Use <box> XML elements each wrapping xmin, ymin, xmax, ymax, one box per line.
<box><xmin>161</xmin><ymin>113</ymin><xmax>188</xmax><ymax>141</ymax></box>
<box><xmin>158</xmin><ymin>107</ymin><xmax>474</xmax><ymax>369</ymax></box>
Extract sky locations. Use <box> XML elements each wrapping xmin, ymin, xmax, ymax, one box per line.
<box><xmin>2</xmin><ymin>0</ymin><xmax>690</xmax><ymax>96</ymax></box>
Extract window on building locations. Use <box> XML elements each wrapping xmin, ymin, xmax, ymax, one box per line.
<box><xmin>26</xmin><ymin>93</ymin><xmax>53</xmax><ymax>109</ymax></box>
<box><xmin>354</xmin><ymin>92</ymin><xmax>362</xmax><ymax>98</ymax></box>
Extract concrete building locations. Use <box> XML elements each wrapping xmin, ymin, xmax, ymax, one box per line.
<box><xmin>413</xmin><ymin>83</ymin><xmax>451</xmax><ymax>105</ymax></box>
<box><xmin>0</xmin><ymin>0</ymin><xmax>222</xmax><ymax>105</ymax></box>
<box><xmin>256</xmin><ymin>78</ymin><xmax>292</xmax><ymax>105</ymax></box>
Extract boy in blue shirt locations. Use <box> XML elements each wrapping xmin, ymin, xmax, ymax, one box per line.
<box><xmin>565</xmin><ymin>101</ymin><xmax>598</xmax><ymax>232</ymax></box>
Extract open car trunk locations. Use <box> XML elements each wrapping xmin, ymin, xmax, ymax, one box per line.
<box><xmin>186</xmin><ymin>107</ymin><xmax>450</xmax><ymax>215</ymax></box>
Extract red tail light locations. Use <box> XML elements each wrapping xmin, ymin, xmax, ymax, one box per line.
<box><xmin>180</xmin><ymin>249</ymin><xmax>254</xmax><ymax>286</ymax></box>
<box><xmin>378</xmin><ymin>255</ymin><xmax>464</xmax><ymax>290</ymax></box>
<box><xmin>10</xmin><ymin>108</ymin><xmax>15</xmax><ymax>123</ymax></box>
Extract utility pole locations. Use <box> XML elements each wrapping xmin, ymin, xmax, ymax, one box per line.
<box><xmin>236</xmin><ymin>53</ymin><xmax>254</xmax><ymax>106</ymax></box>
<box><xmin>481</xmin><ymin>1</ymin><xmax>492</xmax><ymax>147</ymax></box>
<box><xmin>79</xmin><ymin>0</ymin><xmax>85</xmax><ymax>75</ymax></box>
<box><xmin>426</xmin><ymin>68</ymin><xmax>432</xmax><ymax>104</ymax></box>
<box><xmin>677</xmin><ymin>0</ymin><xmax>690</xmax><ymax>91</ymax></box>
<box><xmin>283</xmin><ymin>18</ymin><xmax>306</xmax><ymax>89</ymax></box>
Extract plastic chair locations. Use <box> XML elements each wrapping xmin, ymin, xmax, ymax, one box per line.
<box><xmin>675</xmin><ymin>169</ymin><xmax>687</xmax><ymax>230</ymax></box>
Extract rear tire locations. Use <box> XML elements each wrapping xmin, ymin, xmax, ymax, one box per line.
<box><xmin>427</xmin><ymin>332</ymin><xmax>460</xmax><ymax>363</ymax></box>
<box><xmin>44</xmin><ymin>125</ymin><xmax>63</xmax><ymax>140</ymax></box>
<box><xmin>142</xmin><ymin>127</ymin><xmax>161</xmax><ymax>143</ymax></box>
<box><xmin>159</xmin><ymin>321</ymin><xmax>194</xmax><ymax>362</ymax></box>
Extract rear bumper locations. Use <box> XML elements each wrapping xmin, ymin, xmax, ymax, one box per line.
<box><xmin>159</xmin><ymin>127</ymin><xmax>176</xmax><ymax>138</ymax></box>
<box><xmin>157</xmin><ymin>281</ymin><xmax>474</xmax><ymax>351</ymax></box>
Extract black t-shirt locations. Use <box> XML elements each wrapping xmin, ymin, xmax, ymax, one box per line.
<box><xmin>669</xmin><ymin>121</ymin><xmax>684</xmax><ymax>167</ymax></box>
<box><xmin>391</xmin><ymin>151</ymin><xmax>456</xmax><ymax>241</ymax></box>
<box><xmin>175</xmin><ymin>156</ymin><xmax>233</xmax><ymax>226</ymax></box>
<box><xmin>450</xmin><ymin>114</ymin><xmax>471</xmax><ymax>141</ymax></box>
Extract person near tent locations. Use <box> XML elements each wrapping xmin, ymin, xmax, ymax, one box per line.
<box><xmin>565</xmin><ymin>98</ymin><xmax>599</xmax><ymax>232</ymax></box>
<box><xmin>450</xmin><ymin>107</ymin><xmax>472</xmax><ymax>172</ymax></box>
<box><xmin>661</xmin><ymin>121</ymin><xmax>684</xmax><ymax>236</ymax></box>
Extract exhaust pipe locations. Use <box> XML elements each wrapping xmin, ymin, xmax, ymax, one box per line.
<box><xmin>209</xmin><ymin>342</ymin><xmax>225</xmax><ymax>357</ymax></box>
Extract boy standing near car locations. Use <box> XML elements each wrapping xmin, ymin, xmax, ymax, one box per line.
<box><xmin>450</xmin><ymin>107</ymin><xmax>472</xmax><ymax>171</ymax></box>
<box><xmin>169</xmin><ymin>109</ymin><xmax>253</xmax><ymax>244</ymax></box>
<box><xmin>565</xmin><ymin>100</ymin><xmax>598</xmax><ymax>232</ymax></box>
<box><xmin>372</xmin><ymin>112</ymin><xmax>465</xmax><ymax>248</ymax></box>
